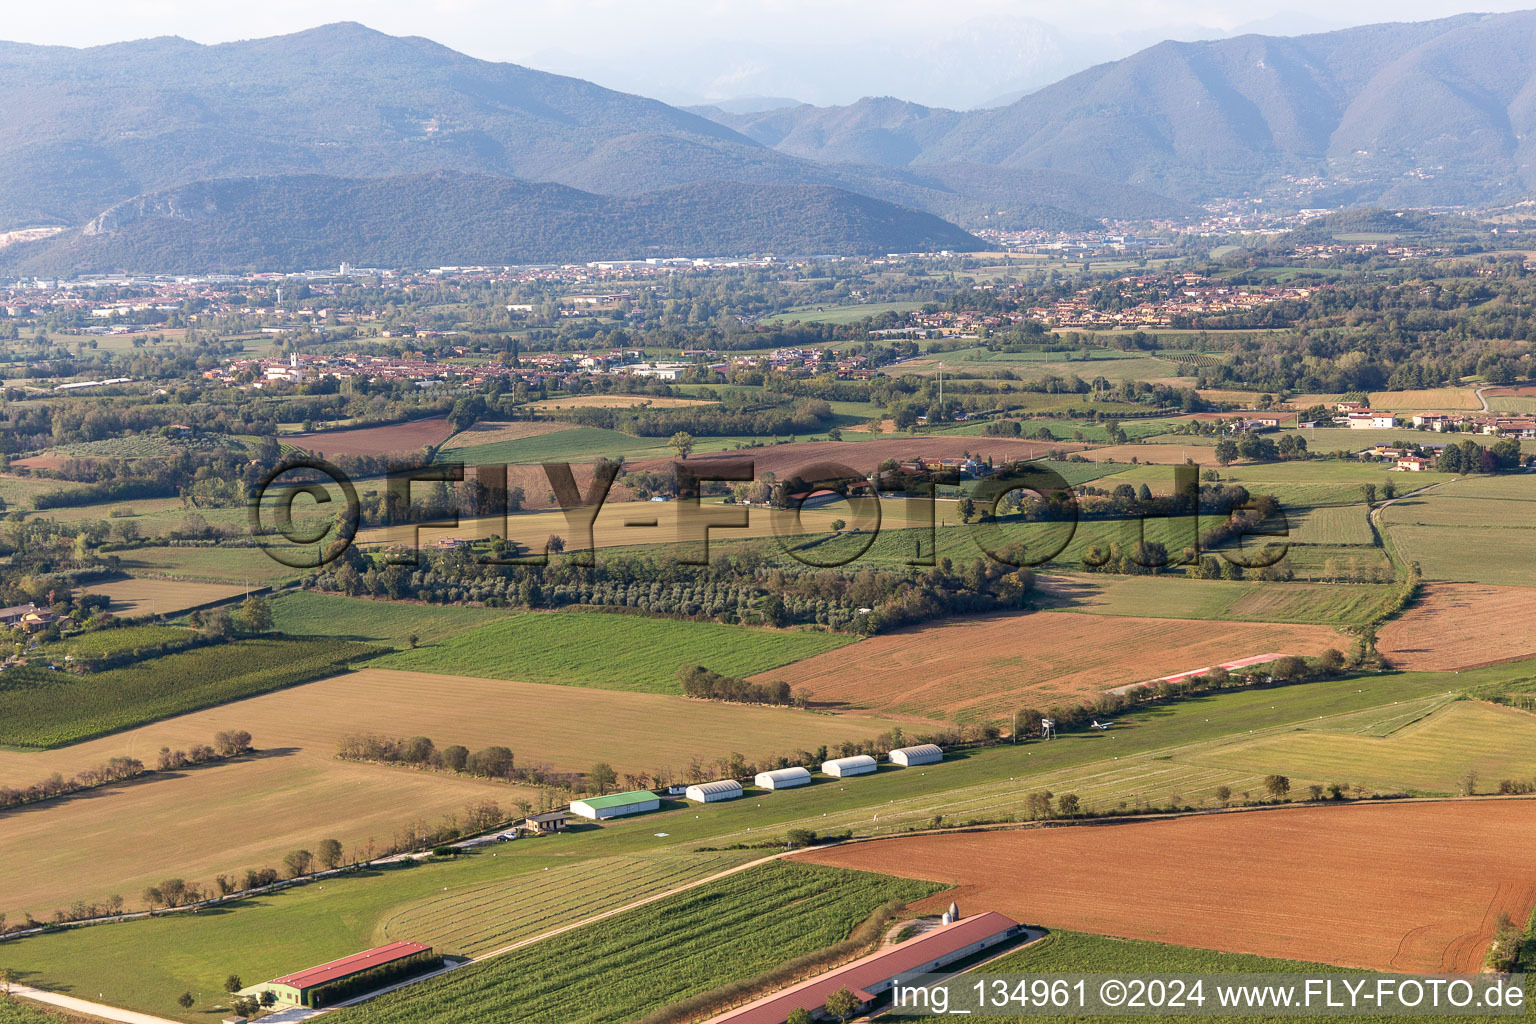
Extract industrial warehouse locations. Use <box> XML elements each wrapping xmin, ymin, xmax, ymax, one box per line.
<box><xmin>699</xmin><ymin>911</ymin><xmax>1025</xmax><ymax>1024</ymax></box>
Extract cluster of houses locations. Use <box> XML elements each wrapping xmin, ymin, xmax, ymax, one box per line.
<box><xmin>0</xmin><ymin>602</ymin><xmax>55</xmax><ymax>632</ymax></box>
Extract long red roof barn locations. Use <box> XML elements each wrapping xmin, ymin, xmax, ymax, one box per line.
<box><xmin>271</xmin><ymin>941</ymin><xmax>433</xmax><ymax>991</ymax></box>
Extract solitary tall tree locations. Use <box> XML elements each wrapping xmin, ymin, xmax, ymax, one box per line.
<box><xmin>317</xmin><ymin>838</ymin><xmax>344</xmax><ymax>870</ymax></box>
<box><xmin>224</xmin><ymin>974</ymin><xmax>243</xmax><ymax>994</ymax></box>
<box><xmin>826</xmin><ymin>986</ymin><xmax>860</xmax><ymax>1023</ymax></box>
<box><xmin>1263</xmin><ymin>775</ymin><xmax>1291</xmax><ymax>799</ymax></box>
<box><xmin>177</xmin><ymin>992</ymin><xmax>195</xmax><ymax>1010</ymax></box>
<box><xmin>668</xmin><ymin>431</ymin><xmax>696</xmax><ymax>460</ymax></box>
<box><xmin>589</xmin><ymin>762</ymin><xmax>618</xmax><ymax>794</ymax></box>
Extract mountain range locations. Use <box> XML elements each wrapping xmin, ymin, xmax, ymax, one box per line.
<box><xmin>2</xmin><ymin>12</ymin><xmax>1534</xmax><ymax>272</ymax></box>
<box><xmin>703</xmin><ymin>10</ymin><xmax>1536</xmax><ymax>206</ymax></box>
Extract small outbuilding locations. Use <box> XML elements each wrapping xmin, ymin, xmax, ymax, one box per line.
<box><xmin>754</xmin><ymin>766</ymin><xmax>812</xmax><ymax>790</ymax></box>
<box><xmin>685</xmin><ymin>779</ymin><xmax>743</xmax><ymax>803</ymax></box>
<box><xmin>570</xmin><ymin>790</ymin><xmax>660</xmax><ymax>820</ymax></box>
<box><xmin>889</xmin><ymin>743</ymin><xmax>943</xmax><ymax>767</ymax></box>
<box><xmin>821</xmin><ymin>754</ymin><xmax>877</xmax><ymax>778</ymax></box>
<box><xmin>524</xmin><ymin>810</ymin><xmax>568</xmax><ymax>833</ymax></box>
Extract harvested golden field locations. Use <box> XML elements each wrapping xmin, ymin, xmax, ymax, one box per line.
<box><xmin>797</xmin><ymin>800</ymin><xmax>1536</xmax><ymax>972</ymax></box>
<box><xmin>0</xmin><ymin>667</ymin><xmax>903</xmax><ymax>918</ymax></box>
<box><xmin>753</xmin><ymin>611</ymin><xmax>1343</xmax><ymax>721</ymax></box>
<box><xmin>1368</xmin><ymin>389</ymin><xmax>1483</xmax><ymax>411</ymax></box>
<box><xmin>440</xmin><ymin>420</ymin><xmax>568</xmax><ymax>448</ymax></box>
<box><xmin>1379</xmin><ymin>583</ymin><xmax>1536</xmax><ymax>670</ymax></box>
<box><xmin>530</xmin><ymin>395</ymin><xmax>716</xmax><ymax>410</ymax></box>
<box><xmin>79</xmin><ymin>577</ymin><xmax>250</xmax><ymax>617</ymax></box>
<box><xmin>287</xmin><ymin>417</ymin><xmax>454</xmax><ymax>457</ymax></box>
<box><xmin>1080</xmin><ymin>443</ymin><xmax>1225</xmax><ymax>466</ymax></box>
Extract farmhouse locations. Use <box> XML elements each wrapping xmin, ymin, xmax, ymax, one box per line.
<box><xmin>822</xmin><ymin>755</ymin><xmax>877</xmax><ymax>778</ymax></box>
<box><xmin>523</xmin><ymin>810</ymin><xmax>567</xmax><ymax>833</ymax></box>
<box><xmin>1347</xmin><ymin>412</ymin><xmax>1397</xmax><ymax>429</ymax></box>
<box><xmin>264</xmin><ymin>941</ymin><xmax>438</xmax><ymax>1008</ymax></box>
<box><xmin>570</xmin><ymin>790</ymin><xmax>660</xmax><ymax>820</ymax></box>
<box><xmin>685</xmin><ymin>779</ymin><xmax>744</xmax><ymax>803</ymax></box>
<box><xmin>889</xmin><ymin>743</ymin><xmax>943</xmax><ymax>767</ymax></box>
<box><xmin>700</xmin><ymin>912</ymin><xmax>1024</xmax><ymax>1024</ymax></box>
<box><xmin>755</xmin><ymin>766</ymin><xmax>812</xmax><ymax>789</ymax></box>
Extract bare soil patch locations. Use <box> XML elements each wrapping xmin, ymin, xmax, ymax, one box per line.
<box><xmin>752</xmin><ymin>610</ymin><xmax>1341</xmax><ymax>721</ymax></box>
<box><xmin>796</xmin><ymin>800</ymin><xmax>1536</xmax><ymax>971</ymax></box>
<box><xmin>287</xmin><ymin>417</ymin><xmax>454</xmax><ymax>457</ymax></box>
<box><xmin>1378</xmin><ymin>583</ymin><xmax>1536</xmax><ymax>671</ymax></box>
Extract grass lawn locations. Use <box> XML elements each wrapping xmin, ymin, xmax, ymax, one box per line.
<box><xmin>375</xmin><ymin>610</ymin><xmax>853</xmax><ymax>693</ymax></box>
<box><xmin>269</xmin><ymin>592</ymin><xmax>502</xmax><ymax>648</ymax></box>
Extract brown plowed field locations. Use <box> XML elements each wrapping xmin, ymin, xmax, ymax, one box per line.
<box><xmin>1378</xmin><ymin>583</ymin><xmax>1536</xmax><ymax>670</ymax></box>
<box><xmin>753</xmin><ymin>610</ymin><xmax>1341</xmax><ymax>721</ymax></box>
<box><xmin>287</xmin><ymin>416</ymin><xmax>454</xmax><ymax>456</ymax></box>
<box><xmin>796</xmin><ymin>801</ymin><xmax>1536</xmax><ymax>972</ymax></box>
<box><xmin>630</xmin><ymin>438</ymin><xmax>1082</xmax><ymax>478</ymax></box>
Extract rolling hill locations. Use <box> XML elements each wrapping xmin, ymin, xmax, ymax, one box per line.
<box><xmin>0</xmin><ymin>172</ymin><xmax>986</xmax><ymax>274</ymax></box>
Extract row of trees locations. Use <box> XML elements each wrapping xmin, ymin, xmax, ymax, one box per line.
<box><xmin>335</xmin><ymin>734</ymin><xmax>582</xmax><ymax>791</ymax></box>
<box><xmin>0</xmin><ymin>731</ymin><xmax>250</xmax><ymax>811</ymax></box>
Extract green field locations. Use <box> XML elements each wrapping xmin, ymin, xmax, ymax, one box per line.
<box><xmin>904</xmin><ymin>930</ymin><xmax>1371</xmax><ymax>1024</ymax></box>
<box><xmin>375</xmin><ymin>851</ymin><xmax>761</xmax><ymax>957</ymax></box>
<box><xmin>438</xmin><ymin>427</ymin><xmax>669</xmax><ymax>465</ymax></box>
<box><xmin>337</xmin><ymin>862</ymin><xmax>940</xmax><ymax>1024</ymax></box>
<box><xmin>1383</xmin><ymin>476</ymin><xmax>1536</xmax><ymax>585</ymax></box>
<box><xmin>0</xmin><ymin>638</ymin><xmax>379</xmax><ymax>748</ymax></box>
<box><xmin>1042</xmin><ymin>573</ymin><xmax>1392</xmax><ymax>627</ymax></box>
<box><xmin>376</xmin><ymin>610</ymin><xmax>853</xmax><ymax>693</ymax></box>
<box><xmin>1184</xmin><ymin>699</ymin><xmax>1536</xmax><ymax>796</ymax></box>
<box><xmin>1285</xmin><ymin>503</ymin><xmax>1375</xmax><ymax>546</ymax></box>
<box><xmin>112</xmin><ymin>546</ymin><xmax>306</xmax><ymax>584</ymax></box>
<box><xmin>270</xmin><ymin>592</ymin><xmax>502</xmax><ymax>648</ymax></box>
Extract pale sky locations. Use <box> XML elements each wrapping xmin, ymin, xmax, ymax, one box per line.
<box><xmin>5</xmin><ymin>1</ymin><xmax>1530</xmax><ymax>107</ymax></box>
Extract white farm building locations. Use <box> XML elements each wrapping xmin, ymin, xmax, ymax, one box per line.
<box><xmin>889</xmin><ymin>743</ymin><xmax>943</xmax><ymax>767</ymax></box>
<box><xmin>821</xmin><ymin>755</ymin><xmax>877</xmax><ymax>778</ymax></box>
<box><xmin>685</xmin><ymin>780</ymin><xmax>743</xmax><ymax>803</ymax></box>
<box><xmin>570</xmin><ymin>790</ymin><xmax>660</xmax><ymax>820</ymax></box>
<box><xmin>754</xmin><ymin>766</ymin><xmax>812</xmax><ymax>790</ymax></box>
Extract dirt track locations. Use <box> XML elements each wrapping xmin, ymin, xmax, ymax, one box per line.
<box><xmin>796</xmin><ymin>800</ymin><xmax>1536</xmax><ymax>972</ymax></box>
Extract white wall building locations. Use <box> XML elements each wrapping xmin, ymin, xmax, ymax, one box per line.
<box><xmin>754</xmin><ymin>767</ymin><xmax>812</xmax><ymax>790</ymax></box>
<box><xmin>821</xmin><ymin>755</ymin><xmax>877</xmax><ymax>778</ymax></box>
<box><xmin>684</xmin><ymin>780</ymin><xmax>743</xmax><ymax>803</ymax></box>
<box><xmin>889</xmin><ymin>743</ymin><xmax>943</xmax><ymax>767</ymax></box>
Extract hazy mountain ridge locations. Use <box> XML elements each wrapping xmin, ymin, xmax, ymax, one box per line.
<box><xmin>1</xmin><ymin>172</ymin><xmax>986</xmax><ymax>274</ymax></box>
<box><xmin>696</xmin><ymin>11</ymin><xmax>1536</xmax><ymax>204</ymax></box>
